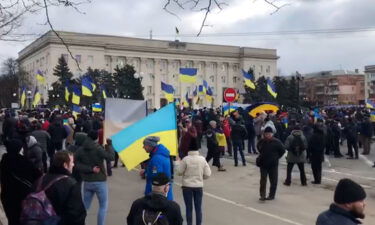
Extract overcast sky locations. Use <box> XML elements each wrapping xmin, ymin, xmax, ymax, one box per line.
<box><xmin>1</xmin><ymin>0</ymin><xmax>375</xmax><ymax>75</ymax></box>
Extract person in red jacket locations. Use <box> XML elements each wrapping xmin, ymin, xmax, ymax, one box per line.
<box><xmin>222</xmin><ymin>116</ymin><xmax>232</xmax><ymax>156</ymax></box>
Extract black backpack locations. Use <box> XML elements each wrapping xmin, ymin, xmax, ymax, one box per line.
<box><xmin>140</xmin><ymin>209</ymin><xmax>169</xmax><ymax>225</ymax></box>
<box><xmin>289</xmin><ymin>135</ymin><xmax>305</xmax><ymax>156</ymax></box>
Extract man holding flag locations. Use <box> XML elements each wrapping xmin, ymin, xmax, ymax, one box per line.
<box><xmin>141</xmin><ymin>136</ymin><xmax>174</xmax><ymax>201</ymax></box>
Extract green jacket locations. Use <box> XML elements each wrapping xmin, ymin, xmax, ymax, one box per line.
<box><xmin>74</xmin><ymin>138</ymin><xmax>115</xmax><ymax>182</ymax></box>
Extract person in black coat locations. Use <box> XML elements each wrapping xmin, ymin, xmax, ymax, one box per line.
<box><xmin>0</xmin><ymin>139</ymin><xmax>42</xmax><ymax>225</ymax></box>
<box><xmin>343</xmin><ymin>118</ymin><xmax>359</xmax><ymax>159</ymax></box>
<box><xmin>256</xmin><ymin>127</ymin><xmax>285</xmax><ymax>201</ymax></box>
<box><xmin>245</xmin><ymin>116</ymin><xmax>257</xmax><ymax>154</ymax></box>
<box><xmin>47</xmin><ymin>117</ymin><xmax>68</xmax><ymax>161</ymax></box>
<box><xmin>308</xmin><ymin>126</ymin><xmax>326</xmax><ymax>184</ymax></box>
<box><xmin>127</xmin><ymin>173</ymin><xmax>183</xmax><ymax>225</ymax></box>
<box><xmin>33</xmin><ymin>150</ymin><xmax>86</xmax><ymax>225</ymax></box>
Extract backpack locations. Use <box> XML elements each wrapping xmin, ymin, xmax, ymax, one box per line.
<box><xmin>141</xmin><ymin>209</ymin><xmax>169</xmax><ymax>225</ymax></box>
<box><xmin>289</xmin><ymin>135</ymin><xmax>305</xmax><ymax>156</ymax></box>
<box><xmin>20</xmin><ymin>175</ymin><xmax>69</xmax><ymax>225</ymax></box>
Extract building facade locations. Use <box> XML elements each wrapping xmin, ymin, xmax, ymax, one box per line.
<box><xmin>364</xmin><ymin>65</ymin><xmax>375</xmax><ymax>100</ymax></box>
<box><xmin>18</xmin><ymin>31</ymin><xmax>278</xmax><ymax>108</ymax></box>
<box><xmin>299</xmin><ymin>70</ymin><xmax>365</xmax><ymax>105</ymax></box>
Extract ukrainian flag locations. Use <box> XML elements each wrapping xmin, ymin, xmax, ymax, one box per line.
<box><xmin>223</xmin><ymin>104</ymin><xmax>238</xmax><ymax>116</ymax></box>
<box><xmin>92</xmin><ymin>103</ymin><xmax>103</xmax><ymax>112</ymax></box>
<box><xmin>65</xmin><ymin>81</ymin><xmax>70</xmax><ymax>102</ymax></box>
<box><xmin>183</xmin><ymin>92</ymin><xmax>189</xmax><ymax>108</ymax></box>
<box><xmin>267</xmin><ymin>78</ymin><xmax>277</xmax><ymax>98</ymax></box>
<box><xmin>100</xmin><ymin>85</ymin><xmax>107</xmax><ymax>99</ymax></box>
<box><xmin>366</xmin><ymin>99</ymin><xmax>375</xmax><ymax>109</ymax></box>
<box><xmin>175</xmin><ymin>98</ymin><xmax>180</xmax><ymax>107</ymax></box>
<box><xmin>242</xmin><ymin>69</ymin><xmax>256</xmax><ymax>89</ymax></box>
<box><xmin>36</xmin><ymin>70</ymin><xmax>45</xmax><ymax>84</ymax></box>
<box><xmin>72</xmin><ymin>104</ymin><xmax>81</xmax><ymax>119</ymax></box>
<box><xmin>72</xmin><ymin>86</ymin><xmax>81</xmax><ymax>105</ymax></box>
<box><xmin>87</xmin><ymin>77</ymin><xmax>96</xmax><ymax>91</ymax></box>
<box><xmin>206</xmin><ymin>87</ymin><xmax>213</xmax><ymax>102</ymax></box>
<box><xmin>111</xmin><ymin>103</ymin><xmax>178</xmax><ymax>170</ymax></box>
<box><xmin>32</xmin><ymin>87</ymin><xmax>41</xmax><ymax>107</ymax></box>
<box><xmin>370</xmin><ymin>111</ymin><xmax>375</xmax><ymax>122</ymax></box>
<box><xmin>179</xmin><ymin>68</ymin><xmax>197</xmax><ymax>83</ymax></box>
<box><xmin>20</xmin><ymin>87</ymin><xmax>26</xmax><ymax>108</ymax></box>
<box><xmin>203</xmin><ymin>80</ymin><xmax>208</xmax><ymax>93</ymax></box>
<box><xmin>198</xmin><ymin>85</ymin><xmax>204</xmax><ymax>95</ymax></box>
<box><xmin>281</xmin><ymin>117</ymin><xmax>288</xmax><ymax>128</ymax></box>
<box><xmin>161</xmin><ymin>82</ymin><xmax>174</xmax><ymax>103</ymax></box>
<box><xmin>82</xmin><ymin>77</ymin><xmax>93</xmax><ymax>97</ymax></box>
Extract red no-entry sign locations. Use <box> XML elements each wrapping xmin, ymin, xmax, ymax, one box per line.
<box><xmin>224</xmin><ymin>88</ymin><xmax>236</xmax><ymax>103</ymax></box>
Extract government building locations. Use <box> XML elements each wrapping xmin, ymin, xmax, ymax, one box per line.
<box><xmin>18</xmin><ymin>31</ymin><xmax>278</xmax><ymax>108</ymax></box>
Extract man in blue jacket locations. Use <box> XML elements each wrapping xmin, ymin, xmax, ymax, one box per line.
<box><xmin>142</xmin><ymin>136</ymin><xmax>174</xmax><ymax>200</ymax></box>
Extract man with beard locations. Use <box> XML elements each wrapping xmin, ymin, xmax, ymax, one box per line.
<box><xmin>316</xmin><ymin>178</ymin><xmax>366</xmax><ymax>225</ymax></box>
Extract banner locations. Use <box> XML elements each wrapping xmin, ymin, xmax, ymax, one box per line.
<box><xmin>104</xmin><ymin>98</ymin><xmax>147</xmax><ymax>144</ymax></box>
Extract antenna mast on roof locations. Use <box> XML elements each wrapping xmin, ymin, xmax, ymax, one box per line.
<box><xmin>149</xmin><ymin>29</ymin><xmax>153</xmax><ymax>40</ymax></box>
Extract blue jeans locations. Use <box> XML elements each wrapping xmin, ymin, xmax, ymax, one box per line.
<box><xmin>233</xmin><ymin>140</ymin><xmax>246</xmax><ymax>166</ymax></box>
<box><xmin>182</xmin><ymin>187</ymin><xmax>203</xmax><ymax>225</ymax></box>
<box><xmin>82</xmin><ymin>181</ymin><xmax>108</xmax><ymax>225</ymax></box>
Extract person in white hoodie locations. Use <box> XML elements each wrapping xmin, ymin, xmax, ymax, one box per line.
<box><xmin>178</xmin><ymin>138</ymin><xmax>211</xmax><ymax>225</ymax></box>
<box><xmin>261</xmin><ymin>116</ymin><xmax>277</xmax><ymax>134</ymax></box>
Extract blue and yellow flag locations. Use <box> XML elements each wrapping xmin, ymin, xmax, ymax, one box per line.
<box><xmin>193</xmin><ymin>86</ymin><xmax>198</xmax><ymax>97</ymax></box>
<box><xmin>65</xmin><ymin>81</ymin><xmax>70</xmax><ymax>102</ymax></box>
<box><xmin>32</xmin><ymin>87</ymin><xmax>41</xmax><ymax>107</ymax></box>
<box><xmin>20</xmin><ymin>87</ymin><xmax>26</xmax><ymax>108</ymax></box>
<box><xmin>366</xmin><ymin>99</ymin><xmax>375</xmax><ymax>109</ymax></box>
<box><xmin>72</xmin><ymin>104</ymin><xmax>81</xmax><ymax>119</ymax></box>
<box><xmin>111</xmin><ymin>103</ymin><xmax>178</xmax><ymax>170</ymax></box>
<box><xmin>242</xmin><ymin>69</ymin><xmax>256</xmax><ymax>89</ymax></box>
<box><xmin>175</xmin><ymin>98</ymin><xmax>180</xmax><ymax>107</ymax></box>
<box><xmin>203</xmin><ymin>80</ymin><xmax>208</xmax><ymax>93</ymax></box>
<box><xmin>100</xmin><ymin>85</ymin><xmax>107</xmax><ymax>99</ymax></box>
<box><xmin>92</xmin><ymin>103</ymin><xmax>103</xmax><ymax>112</ymax></box>
<box><xmin>370</xmin><ymin>111</ymin><xmax>375</xmax><ymax>122</ymax></box>
<box><xmin>183</xmin><ymin>92</ymin><xmax>189</xmax><ymax>108</ymax></box>
<box><xmin>87</xmin><ymin>77</ymin><xmax>96</xmax><ymax>91</ymax></box>
<box><xmin>206</xmin><ymin>87</ymin><xmax>213</xmax><ymax>102</ymax></box>
<box><xmin>72</xmin><ymin>85</ymin><xmax>81</xmax><ymax>105</ymax></box>
<box><xmin>36</xmin><ymin>70</ymin><xmax>45</xmax><ymax>84</ymax></box>
<box><xmin>198</xmin><ymin>85</ymin><xmax>204</xmax><ymax>95</ymax></box>
<box><xmin>82</xmin><ymin>77</ymin><xmax>93</xmax><ymax>97</ymax></box>
<box><xmin>161</xmin><ymin>82</ymin><xmax>174</xmax><ymax>103</ymax></box>
<box><xmin>179</xmin><ymin>68</ymin><xmax>197</xmax><ymax>83</ymax></box>
<box><xmin>223</xmin><ymin>104</ymin><xmax>238</xmax><ymax>116</ymax></box>
<box><xmin>267</xmin><ymin>78</ymin><xmax>277</xmax><ymax>98</ymax></box>
<box><xmin>281</xmin><ymin>117</ymin><xmax>288</xmax><ymax>128</ymax></box>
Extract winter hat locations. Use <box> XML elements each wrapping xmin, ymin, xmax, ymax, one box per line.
<box><xmin>209</xmin><ymin>120</ymin><xmax>217</xmax><ymax>127</ymax></box>
<box><xmin>88</xmin><ymin>130</ymin><xmax>98</xmax><ymax>141</ymax></box>
<box><xmin>264</xmin><ymin>126</ymin><xmax>273</xmax><ymax>133</ymax></box>
<box><xmin>188</xmin><ymin>138</ymin><xmax>199</xmax><ymax>151</ymax></box>
<box><xmin>334</xmin><ymin>178</ymin><xmax>366</xmax><ymax>204</ymax></box>
<box><xmin>143</xmin><ymin>136</ymin><xmax>160</xmax><ymax>148</ymax></box>
<box><xmin>152</xmin><ymin>172</ymin><xmax>170</xmax><ymax>186</ymax></box>
<box><xmin>5</xmin><ymin>139</ymin><xmax>23</xmax><ymax>154</ymax></box>
<box><xmin>26</xmin><ymin>136</ymin><xmax>38</xmax><ymax>148</ymax></box>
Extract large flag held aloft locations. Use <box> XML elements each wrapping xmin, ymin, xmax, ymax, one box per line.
<box><xmin>198</xmin><ymin>85</ymin><xmax>204</xmax><ymax>95</ymax></box>
<box><xmin>183</xmin><ymin>92</ymin><xmax>189</xmax><ymax>108</ymax></box>
<box><xmin>206</xmin><ymin>87</ymin><xmax>213</xmax><ymax>102</ymax></box>
<box><xmin>36</xmin><ymin>70</ymin><xmax>45</xmax><ymax>84</ymax></box>
<box><xmin>32</xmin><ymin>87</ymin><xmax>41</xmax><ymax>107</ymax></box>
<box><xmin>72</xmin><ymin>85</ymin><xmax>81</xmax><ymax>105</ymax></box>
<box><xmin>223</xmin><ymin>104</ymin><xmax>238</xmax><ymax>116</ymax></box>
<box><xmin>72</xmin><ymin>104</ymin><xmax>81</xmax><ymax>119</ymax></box>
<box><xmin>179</xmin><ymin>68</ymin><xmax>197</xmax><ymax>83</ymax></box>
<box><xmin>111</xmin><ymin>103</ymin><xmax>178</xmax><ymax>170</ymax></box>
<box><xmin>366</xmin><ymin>99</ymin><xmax>375</xmax><ymax>109</ymax></box>
<box><xmin>100</xmin><ymin>85</ymin><xmax>108</xmax><ymax>99</ymax></box>
<box><xmin>20</xmin><ymin>87</ymin><xmax>26</xmax><ymax>108</ymax></box>
<box><xmin>161</xmin><ymin>82</ymin><xmax>174</xmax><ymax>103</ymax></box>
<box><xmin>267</xmin><ymin>78</ymin><xmax>277</xmax><ymax>98</ymax></box>
<box><xmin>82</xmin><ymin>77</ymin><xmax>93</xmax><ymax>97</ymax></box>
<box><xmin>242</xmin><ymin>69</ymin><xmax>256</xmax><ymax>89</ymax></box>
<box><xmin>203</xmin><ymin>80</ymin><xmax>208</xmax><ymax>93</ymax></box>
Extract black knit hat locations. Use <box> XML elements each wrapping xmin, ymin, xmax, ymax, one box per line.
<box><xmin>334</xmin><ymin>178</ymin><xmax>366</xmax><ymax>204</ymax></box>
<box><xmin>188</xmin><ymin>138</ymin><xmax>199</xmax><ymax>151</ymax></box>
<box><xmin>264</xmin><ymin>126</ymin><xmax>273</xmax><ymax>133</ymax></box>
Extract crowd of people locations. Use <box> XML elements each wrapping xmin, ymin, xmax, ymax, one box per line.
<box><xmin>0</xmin><ymin>104</ymin><xmax>372</xmax><ymax>225</ymax></box>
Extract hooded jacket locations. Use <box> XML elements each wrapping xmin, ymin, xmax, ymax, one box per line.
<box><xmin>74</xmin><ymin>137</ymin><xmax>115</xmax><ymax>182</ymax></box>
<box><xmin>145</xmin><ymin>144</ymin><xmax>173</xmax><ymax>200</ymax></box>
<box><xmin>26</xmin><ymin>136</ymin><xmax>44</xmax><ymax>171</ymax></box>
<box><xmin>127</xmin><ymin>192</ymin><xmax>183</xmax><ymax>225</ymax></box>
<box><xmin>285</xmin><ymin>130</ymin><xmax>308</xmax><ymax>163</ymax></box>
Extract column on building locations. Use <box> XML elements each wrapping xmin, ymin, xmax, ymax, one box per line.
<box><xmin>216</xmin><ymin>62</ymin><xmax>224</xmax><ymax>107</ymax></box>
<box><xmin>139</xmin><ymin>58</ymin><xmax>149</xmax><ymax>105</ymax></box>
<box><xmin>153</xmin><ymin>59</ymin><xmax>162</xmax><ymax>109</ymax></box>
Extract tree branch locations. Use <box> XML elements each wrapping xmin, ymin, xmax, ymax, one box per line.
<box><xmin>43</xmin><ymin>0</ymin><xmax>82</xmax><ymax>71</ymax></box>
